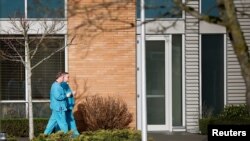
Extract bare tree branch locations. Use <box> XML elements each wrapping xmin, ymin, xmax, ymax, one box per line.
<box><xmin>30</xmin><ymin>21</ymin><xmax>65</xmax><ymax>59</ymax></box>
<box><xmin>174</xmin><ymin>0</ymin><xmax>225</xmax><ymax>25</ymax></box>
<box><xmin>0</xmin><ymin>38</ymin><xmax>25</xmax><ymax>64</ymax></box>
<box><xmin>31</xmin><ymin>35</ymin><xmax>76</xmax><ymax>70</ymax></box>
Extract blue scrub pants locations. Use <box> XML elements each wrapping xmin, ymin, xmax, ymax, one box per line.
<box><xmin>44</xmin><ymin>110</ymin><xmax>68</xmax><ymax>134</ymax></box>
<box><xmin>66</xmin><ymin>110</ymin><xmax>80</xmax><ymax>136</ymax></box>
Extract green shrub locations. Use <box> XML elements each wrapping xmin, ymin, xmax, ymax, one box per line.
<box><xmin>32</xmin><ymin>131</ymin><xmax>75</xmax><ymax>141</ymax></box>
<box><xmin>0</xmin><ymin>118</ymin><xmax>48</xmax><ymax>137</ymax></box>
<box><xmin>1</xmin><ymin>119</ymin><xmax>28</xmax><ymax>137</ymax></box>
<box><xmin>218</xmin><ymin>104</ymin><xmax>249</xmax><ymax>120</ymax></box>
<box><xmin>199</xmin><ymin>104</ymin><xmax>250</xmax><ymax>135</ymax></box>
<box><xmin>33</xmin><ymin>129</ymin><xmax>154</xmax><ymax>141</ymax></box>
<box><xmin>199</xmin><ymin>117</ymin><xmax>250</xmax><ymax>135</ymax></box>
<box><xmin>78</xmin><ymin>129</ymin><xmax>142</xmax><ymax>141</ymax></box>
<box><xmin>74</xmin><ymin>95</ymin><xmax>133</xmax><ymax>132</ymax></box>
<box><xmin>6</xmin><ymin>136</ymin><xmax>17</xmax><ymax>141</ymax></box>
<box><xmin>199</xmin><ymin>117</ymin><xmax>213</xmax><ymax>135</ymax></box>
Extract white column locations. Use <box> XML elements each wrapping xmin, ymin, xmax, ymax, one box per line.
<box><xmin>140</xmin><ymin>0</ymin><xmax>147</xmax><ymax>141</ymax></box>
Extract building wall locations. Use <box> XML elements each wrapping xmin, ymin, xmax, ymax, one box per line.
<box><xmin>67</xmin><ymin>0</ymin><xmax>137</xmax><ymax>127</ymax></box>
<box><xmin>226</xmin><ymin>0</ymin><xmax>250</xmax><ymax>104</ymax></box>
<box><xmin>184</xmin><ymin>0</ymin><xmax>200</xmax><ymax>133</ymax></box>
<box><xmin>67</xmin><ymin>0</ymin><xmax>250</xmax><ymax>133</ymax></box>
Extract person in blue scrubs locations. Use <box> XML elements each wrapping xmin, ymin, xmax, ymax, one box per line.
<box><xmin>61</xmin><ymin>72</ymin><xmax>80</xmax><ymax>137</ymax></box>
<box><xmin>44</xmin><ymin>72</ymin><xmax>68</xmax><ymax>135</ymax></box>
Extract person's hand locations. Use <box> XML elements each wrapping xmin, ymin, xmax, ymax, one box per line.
<box><xmin>66</xmin><ymin>92</ymin><xmax>72</xmax><ymax>97</ymax></box>
<box><xmin>72</xmin><ymin>91</ymin><xmax>76</xmax><ymax>96</ymax></box>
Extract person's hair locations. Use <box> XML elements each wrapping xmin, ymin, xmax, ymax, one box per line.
<box><xmin>63</xmin><ymin>72</ymin><xmax>69</xmax><ymax>75</ymax></box>
<box><xmin>56</xmin><ymin>72</ymin><xmax>65</xmax><ymax>79</ymax></box>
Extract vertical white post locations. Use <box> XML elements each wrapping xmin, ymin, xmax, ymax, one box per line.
<box><xmin>24</xmin><ymin>0</ymin><xmax>29</xmax><ymax>119</ymax></box>
<box><xmin>140</xmin><ymin>0</ymin><xmax>147</xmax><ymax>141</ymax></box>
<box><xmin>24</xmin><ymin>0</ymin><xmax>27</xmax><ymax>18</ymax></box>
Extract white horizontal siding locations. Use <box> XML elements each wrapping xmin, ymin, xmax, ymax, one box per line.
<box><xmin>185</xmin><ymin>0</ymin><xmax>200</xmax><ymax>133</ymax></box>
<box><xmin>226</xmin><ymin>0</ymin><xmax>249</xmax><ymax>104</ymax></box>
<box><xmin>183</xmin><ymin>0</ymin><xmax>250</xmax><ymax>134</ymax></box>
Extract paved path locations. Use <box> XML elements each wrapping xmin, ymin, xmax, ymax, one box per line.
<box><xmin>148</xmin><ymin>132</ymin><xmax>207</xmax><ymax>141</ymax></box>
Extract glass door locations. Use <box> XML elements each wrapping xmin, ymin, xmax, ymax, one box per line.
<box><xmin>137</xmin><ymin>35</ymin><xmax>172</xmax><ymax>131</ymax></box>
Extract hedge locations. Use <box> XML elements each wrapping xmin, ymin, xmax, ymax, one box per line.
<box><xmin>0</xmin><ymin>118</ymin><xmax>48</xmax><ymax>137</ymax></box>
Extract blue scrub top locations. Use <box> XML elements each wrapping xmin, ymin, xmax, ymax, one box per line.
<box><xmin>50</xmin><ymin>81</ymin><xmax>67</xmax><ymax>111</ymax></box>
<box><xmin>61</xmin><ymin>82</ymin><xmax>75</xmax><ymax>110</ymax></box>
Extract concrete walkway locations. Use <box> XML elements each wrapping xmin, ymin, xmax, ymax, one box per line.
<box><xmin>148</xmin><ymin>132</ymin><xmax>207</xmax><ymax>141</ymax></box>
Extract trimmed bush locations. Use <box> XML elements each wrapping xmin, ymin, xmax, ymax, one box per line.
<box><xmin>199</xmin><ymin>117</ymin><xmax>250</xmax><ymax>135</ymax></box>
<box><xmin>78</xmin><ymin>129</ymin><xmax>142</xmax><ymax>141</ymax></box>
<box><xmin>199</xmin><ymin>104</ymin><xmax>250</xmax><ymax>135</ymax></box>
<box><xmin>74</xmin><ymin>95</ymin><xmax>133</xmax><ymax>132</ymax></box>
<box><xmin>33</xmin><ymin>129</ymin><xmax>155</xmax><ymax>141</ymax></box>
<box><xmin>32</xmin><ymin>131</ymin><xmax>75</xmax><ymax>141</ymax></box>
<box><xmin>218</xmin><ymin>104</ymin><xmax>249</xmax><ymax>120</ymax></box>
<box><xmin>0</xmin><ymin>118</ymin><xmax>48</xmax><ymax>137</ymax></box>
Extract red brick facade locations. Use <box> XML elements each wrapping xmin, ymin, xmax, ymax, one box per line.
<box><xmin>67</xmin><ymin>0</ymin><xmax>137</xmax><ymax>127</ymax></box>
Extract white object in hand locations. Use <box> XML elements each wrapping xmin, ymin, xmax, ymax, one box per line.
<box><xmin>66</xmin><ymin>92</ymin><xmax>72</xmax><ymax>97</ymax></box>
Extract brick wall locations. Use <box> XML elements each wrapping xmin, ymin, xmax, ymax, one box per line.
<box><xmin>67</xmin><ymin>0</ymin><xmax>137</xmax><ymax>128</ymax></box>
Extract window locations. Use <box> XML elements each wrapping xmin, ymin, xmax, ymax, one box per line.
<box><xmin>0</xmin><ymin>36</ymin><xmax>65</xmax><ymax>118</ymax></box>
<box><xmin>28</xmin><ymin>0</ymin><xmax>65</xmax><ymax>18</ymax></box>
<box><xmin>202</xmin><ymin>34</ymin><xmax>224</xmax><ymax>116</ymax></box>
<box><xmin>0</xmin><ymin>103</ymin><xmax>26</xmax><ymax>118</ymax></box>
<box><xmin>136</xmin><ymin>0</ymin><xmax>182</xmax><ymax>18</ymax></box>
<box><xmin>0</xmin><ymin>0</ymin><xmax>25</xmax><ymax>18</ymax></box>
<box><xmin>201</xmin><ymin>0</ymin><xmax>220</xmax><ymax>17</ymax></box>
<box><xmin>0</xmin><ymin>37</ymin><xmax>65</xmax><ymax>100</ymax></box>
<box><xmin>0</xmin><ymin>39</ymin><xmax>25</xmax><ymax>100</ymax></box>
<box><xmin>146</xmin><ymin>40</ymin><xmax>166</xmax><ymax>124</ymax></box>
<box><xmin>30</xmin><ymin>38</ymin><xmax>65</xmax><ymax>99</ymax></box>
<box><xmin>172</xmin><ymin>34</ymin><xmax>182</xmax><ymax>126</ymax></box>
<box><xmin>0</xmin><ymin>0</ymin><xmax>65</xmax><ymax>19</ymax></box>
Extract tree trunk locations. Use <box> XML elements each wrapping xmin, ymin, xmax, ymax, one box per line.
<box><xmin>27</xmin><ymin>66</ymin><xmax>34</xmax><ymax>140</ymax></box>
<box><xmin>223</xmin><ymin>0</ymin><xmax>250</xmax><ymax>107</ymax></box>
<box><xmin>25</xmin><ymin>37</ymin><xmax>34</xmax><ymax>140</ymax></box>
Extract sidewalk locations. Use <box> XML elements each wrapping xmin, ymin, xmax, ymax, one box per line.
<box><xmin>148</xmin><ymin>132</ymin><xmax>207</xmax><ymax>141</ymax></box>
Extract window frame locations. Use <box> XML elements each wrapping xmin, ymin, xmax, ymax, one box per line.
<box><xmin>0</xmin><ymin>0</ymin><xmax>67</xmax><ymax>20</ymax></box>
<box><xmin>0</xmin><ymin>35</ymin><xmax>67</xmax><ymax>118</ymax></box>
<box><xmin>136</xmin><ymin>0</ymin><xmax>185</xmax><ymax>20</ymax></box>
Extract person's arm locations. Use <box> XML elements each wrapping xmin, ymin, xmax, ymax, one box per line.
<box><xmin>62</xmin><ymin>82</ymin><xmax>74</xmax><ymax>97</ymax></box>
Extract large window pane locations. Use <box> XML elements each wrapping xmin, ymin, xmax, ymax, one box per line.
<box><xmin>33</xmin><ymin>102</ymin><xmax>50</xmax><ymax>118</ymax></box>
<box><xmin>0</xmin><ymin>37</ymin><xmax>65</xmax><ymax>100</ymax></box>
<box><xmin>201</xmin><ymin>0</ymin><xmax>220</xmax><ymax>17</ymax></box>
<box><xmin>146</xmin><ymin>40</ymin><xmax>165</xmax><ymax>124</ymax></box>
<box><xmin>0</xmin><ymin>39</ymin><xmax>25</xmax><ymax>100</ymax></box>
<box><xmin>28</xmin><ymin>0</ymin><xmax>65</xmax><ymax>18</ymax></box>
<box><xmin>0</xmin><ymin>0</ymin><xmax>25</xmax><ymax>18</ymax></box>
<box><xmin>31</xmin><ymin>37</ymin><xmax>65</xmax><ymax>99</ymax></box>
<box><xmin>137</xmin><ymin>0</ymin><xmax>182</xmax><ymax>18</ymax></box>
<box><xmin>202</xmin><ymin>34</ymin><xmax>224</xmax><ymax>116</ymax></box>
<box><xmin>172</xmin><ymin>34</ymin><xmax>182</xmax><ymax>126</ymax></box>
<box><xmin>0</xmin><ymin>103</ymin><xmax>26</xmax><ymax>118</ymax></box>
